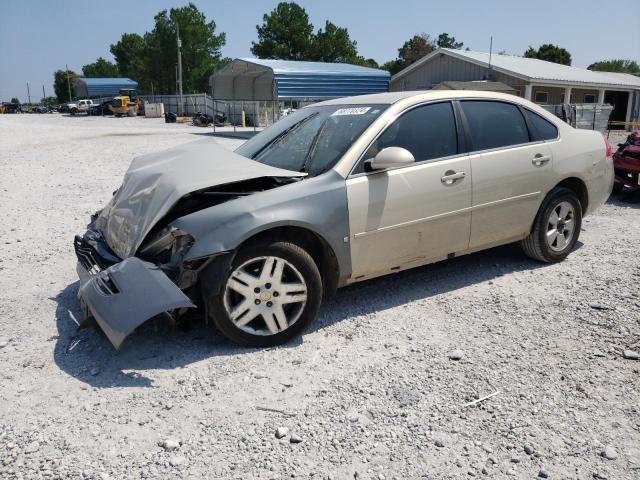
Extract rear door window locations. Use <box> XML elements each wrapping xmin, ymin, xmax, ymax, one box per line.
<box><xmin>461</xmin><ymin>100</ymin><xmax>529</xmax><ymax>151</ymax></box>
<box><xmin>523</xmin><ymin>109</ymin><xmax>559</xmax><ymax>141</ymax></box>
<box><xmin>356</xmin><ymin>101</ymin><xmax>458</xmax><ymax>173</ymax></box>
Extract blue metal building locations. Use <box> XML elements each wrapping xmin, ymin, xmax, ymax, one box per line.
<box><xmin>211</xmin><ymin>58</ymin><xmax>389</xmax><ymax>101</ymax></box>
<box><xmin>73</xmin><ymin>77</ymin><xmax>138</xmax><ymax>99</ymax></box>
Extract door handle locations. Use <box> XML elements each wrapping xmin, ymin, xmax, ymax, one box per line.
<box><xmin>441</xmin><ymin>170</ymin><xmax>466</xmax><ymax>185</ymax></box>
<box><xmin>532</xmin><ymin>154</ymin><xmax>551</xmax><ymax>167</ymax></box>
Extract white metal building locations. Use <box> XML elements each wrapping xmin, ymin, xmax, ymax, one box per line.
<box><xmin>391</xmin><ymin>48</ymin><xmax>640</xmax><ymax>128</ymax></box>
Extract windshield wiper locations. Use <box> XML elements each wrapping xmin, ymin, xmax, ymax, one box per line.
<box><xmin>300</xmin><ymin>119</ymin><xmax>329</xmax><ymax>173</ymax></box>
<box><xmin>252</xmin><ymin>112</ymin><xmax>319</xmax><ymax>160</ymax></box>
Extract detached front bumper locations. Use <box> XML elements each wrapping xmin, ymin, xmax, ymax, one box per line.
<box><xmin>74</xmin><ymin>232</ymin><xmax>195</xmax><ymax>349</ymax></box>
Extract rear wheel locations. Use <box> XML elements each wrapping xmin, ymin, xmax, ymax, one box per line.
<box><xmin>521</xmin><ymin>187</ymin><xmax>582</xmax><ymax>263</ymax></box>
<box><xmin>207</xmin><ymin>241</ymin><xmax>322</xmax><ymax>347</ymax></box>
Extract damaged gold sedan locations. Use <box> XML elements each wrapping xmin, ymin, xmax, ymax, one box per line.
<box><xmin>74</xmin><ymin>91</ymin><xmax>613</xmax><ymax>348</ymax></box>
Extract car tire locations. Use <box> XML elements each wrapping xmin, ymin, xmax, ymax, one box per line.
<box><xmin>207</xmin><ymin>241</ymin><xmax>323</xmax><ymax>347</ymax></box>
<box><xmin>521</xmin><ymin>187</ymin><xmax>582</xmax><ymax>263</ymax></box>
<box><xmin>612</xmin><ymin>182</ymin><xmax>623</xmax><ymax>194</ymax></box>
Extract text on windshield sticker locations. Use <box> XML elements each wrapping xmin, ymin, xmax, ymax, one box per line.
<box><xmin>331</xmin><ymin>107</ymin><xmax>371</xmax><ymax>116</ymax></box>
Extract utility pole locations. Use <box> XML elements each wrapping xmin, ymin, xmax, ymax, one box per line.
<box><xmin>488</xmin><ymin>36</ymin><xmax>493</xmax><ymax>80</ymax></box>
<box><xmin>26</xmin><ymin>82</ymin><xmax>31</xmax><ymax>105</ymax></box>
<box><xmin>42</xmin><ymin>85</ymin><xmax>46</xmax><ymax>101</ymax></box>
<box><xmin>65</xmin><ymin>64</ymin><xmax>72</xmax><ymax>102</ymax></box>
<box><xmin>177</xmin><ymin>25</ymin><xmax>183</xmax><ymax>117</ymax></box>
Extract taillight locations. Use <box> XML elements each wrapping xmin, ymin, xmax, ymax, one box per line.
<box><xmin>602</xmin><ymin>134</ymin><xmax>613</xmax><ymax>158</ymax></box>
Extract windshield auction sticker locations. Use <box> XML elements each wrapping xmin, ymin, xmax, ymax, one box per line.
<box><xmin>331</xmin><ymin>107</ymin><xmax>371</xmax><ymax>116</ymax></box>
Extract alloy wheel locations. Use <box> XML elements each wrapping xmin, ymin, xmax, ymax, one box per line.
<box><xmin>546</xmin><ymin>201</ymin><xmax>575</xmax><ymax>252</ymax></box>
<box><xmin>223</xmin><ymin>256</ymin><xmax>308</xmax><ymax>336</ymax></box>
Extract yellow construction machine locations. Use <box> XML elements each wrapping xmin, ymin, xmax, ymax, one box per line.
<box><xmin>108</xmin><ymin>89</ymin><xmax>142</xmax><ymax>117</ymax></box>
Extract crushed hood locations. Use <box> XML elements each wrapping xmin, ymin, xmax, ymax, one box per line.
<box><xmin>94</xmin><ymin>138</ymin><xmax>305</xmax><ymax>259</ymax></box>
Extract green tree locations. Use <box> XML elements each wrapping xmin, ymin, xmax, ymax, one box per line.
<box><xmin>352</xmin><ymin>57</ymin><xmax>379</xmax><ymax>69</ymax></box>
<box><xmin>82</xmin><ymin>57</ymin><xmax>120</xmax><ymax>77</ymax></box>
<box><xmin>381</xmin><ymin>33</ymin><xmax>435</xmax><ymax>75</ymax></box>
<box><xmin>53</xmin><ymin>69</ymin><xmax>79</xmax><ymax>102</ymax></box>
<box><xmin>524</xmin><ymin>44</ymin><xmax>571</xmax><ymax>65</ymax></box>
<box><xmin>110</xmin><ymin>33</ymin><xmax>146</xmax><ymax>81</ymax></box>
<box><xmin>588</xmin><ymin>59</ymin><xmax>640</xmax><ymax>73</ymax></box>
<box><xmin>436</xmin><ymin>33</ymin><xmax>463</xmax><ymax>49</ymax></box>
<box><xmin>142</xmin><ymin>3</ymin><xmax>227</xmax><ymax>93</ymax></box>
<box><xmin>398</xmin><ymin>34</ymin><xmax>435</xmax><ymax>66</ymax></box>
<box><xmin>107</xmin><ymin>3</ymin><xmax>226</xmax><ymax>94</ymax></box>
<box><xmin>381</xmin><ymin>59</ymin><xmax>403</xmax><ymax>75</ymax></box>
<box><xmin>309</xmin><ymin>20</ymin><xmax>358</xmax><ymax>63</ymax></box>
<box><xmin>10</xmin><ymin>97</ymin><xmax>20</xmax><ymax>104</ymax></box>
<box><xmin>251</xmin><ymin>2</ymin><xmax>314</xmax><ymax>60</ymax></box>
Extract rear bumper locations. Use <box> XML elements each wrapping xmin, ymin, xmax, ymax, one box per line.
<box><xmin>74</xmin><ymin>232</ymin><xmax>195</xmax><ymax>349</ymax></box>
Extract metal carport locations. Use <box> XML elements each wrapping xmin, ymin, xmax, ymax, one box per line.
<box><xmin>210</xmin><ymin>58</ymin><xmax>389</xmax><ymax>126</ymax></box>
<box><xmin>74</xmin><ymin>78</ymin><xmax>138</xmax><ymax>99</ymax></box>
<box><xmin>211</xmin><ymin>58</ymin><xmax>390</xmax><ymax>101</ymax></box>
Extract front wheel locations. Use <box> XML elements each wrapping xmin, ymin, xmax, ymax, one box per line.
<box><xmin>521</xmin><ymin>187</ymin><xmax>582</xmax><ymax>263</ymax></box>
<box><xmin>207</xmin><ymin>241</ymin><xmax>322</xmax><ymax>347</ymax></box>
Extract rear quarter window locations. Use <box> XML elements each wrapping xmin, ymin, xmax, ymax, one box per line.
<box><xmin>524</xmin><ymin>109</ymin><xmax>559</xmax><ymax>141</ymax></box>
<box><xmin>461</xmin><ymin>100</ymin><xmax>529</xmax><ymax>151</ymax></box>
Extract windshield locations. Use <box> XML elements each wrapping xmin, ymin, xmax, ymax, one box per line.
<box><xmin>235</xmin><ymin>104</ymin><xmax>387</xmax><ymax>176</ymax></box>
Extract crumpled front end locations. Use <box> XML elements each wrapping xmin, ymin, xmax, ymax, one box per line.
<box><xmin>93</xmin><ymin>139</ymin><xmax>305</xmax><ymax>259</ymax></box>
<box><xmin>72</xmin><ymin>138</ymin><xmax>306</xmax><ymax>348</ymax></box>
<box><xmin>74</xmin><ymin>228</ymin><xmax>196</xmax><ymax>349</ymax></box>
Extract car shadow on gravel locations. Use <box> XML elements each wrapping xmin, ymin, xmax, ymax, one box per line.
<box><xmin>51</xmin><ymin>241</ymin><xmax>564</xmax><ymax>388</ymax></box>
<box><xmin>309</xmin><ymin>242</ymin><xmax>560</xmax><ymax>334</ymax></box>
<box><xmin>608</xmin><ymin>190</ymin><xmax>640</xmax><ymax>207</ymax></box>
<box><xmin>51</xmin><ymin>282</ymin><xmax>299</xmax><ymax>388</ymax></box>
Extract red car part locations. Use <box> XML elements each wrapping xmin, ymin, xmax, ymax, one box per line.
<box><xmin>613</xmin><ymin>130</ymin><xmax>640</xmax><ymax>192</ymax></box>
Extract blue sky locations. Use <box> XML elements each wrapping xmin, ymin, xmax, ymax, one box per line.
<box><xmin>1</xmin><ymin>0</ymin><xmax>639</xmax><ymax>102</ymax></box>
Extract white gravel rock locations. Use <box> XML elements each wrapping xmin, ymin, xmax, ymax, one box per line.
<box><xmin>23</xmin><ymin>441</ymin><xmax>40</xmax><ymax>454</ymax></box>
<box><xmin>159</xmin><ymin>439</ymin><xmax>180</xmax><ymax>451</ymax></box>
<box><xmin>169</xmin><ymin>455</ymin><xmax>187</xmax><ymax>467</ymax></box>
<box><xmin>602</xmin><ymin>445</ymin><xmax>618</xmax><ymax>460</ymax></box>
<box><xmin>448</xmin><ymin>350</ymin><xmax>465</xmax><ymax>361</ymax></box>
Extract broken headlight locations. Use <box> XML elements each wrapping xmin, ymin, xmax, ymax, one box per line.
<box><xmin>138</xmin><ymin>227</ymin><xmax>194</xmax><ymax>265</ymax></box>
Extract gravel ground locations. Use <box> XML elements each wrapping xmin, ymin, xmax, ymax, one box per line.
<box><xmin>0</xmin><ymin>115</ymin><xmax>638</xmax><ymax>480</ymax></box>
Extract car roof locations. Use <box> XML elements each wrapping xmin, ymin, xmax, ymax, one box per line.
<box><xmin>316</xmin><ymin>89</ymin><xmax>566</xmax><ymax>131</ymax></box>
<box><xmin>317</xmin><ymin>90</ymin><xmax>528</xmax><ymax>106</ymax></box>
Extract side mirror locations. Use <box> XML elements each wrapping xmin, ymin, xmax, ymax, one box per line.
<box><xmin>366</xmin><ymin>147</ymin><xmax>415</xmax><ymax>171</ymax></box>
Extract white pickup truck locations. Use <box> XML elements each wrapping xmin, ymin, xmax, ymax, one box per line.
<box><xmin>68</xmin><ymin>99</ymin><xmax>96</xmax><ymax>115</ymax></box>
